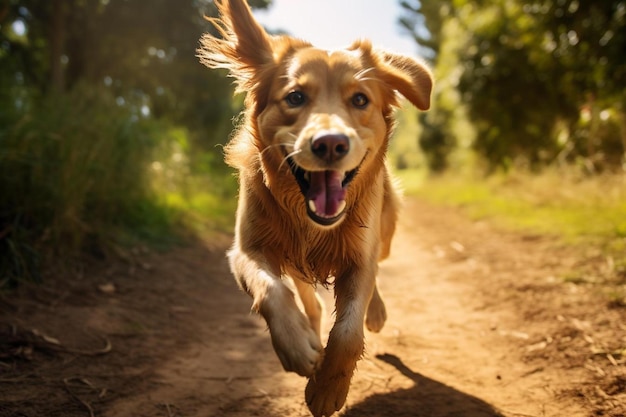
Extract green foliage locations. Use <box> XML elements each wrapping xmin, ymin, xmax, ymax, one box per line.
<box><xmin>389</xmin><ymin>106</ymin><xmax>427</xmax><ymax>170</ymax></box>
<box><xmin>161</xmin><ymin>181</ymin><xmax>238</xmax><ymax>235</ymax></box>
<box><xmin>0</xmin><ymin>81</ymin><xmax>238</xmax><ymax>287</ymax></box>
<box><xmin>0</xmin><ymin>85</ymin><xmax>171</xmax><ymax>281</ymax></box>
<box><xmin>0</xmin><ymin>0</ymin><xmax>264</xmax><ymax>286</ymax></box>
<box><xmin>0</xmin><ymin>225</ymin><xmax>41</xmax><ymax>288</ymax></box>
<box><xmin>400</xmin><ymin>0</ymin><xmax>626</xmax><ymax>172</ymax></box>
<box><xmin>418</xmin><ymin>111</ymin><xmax>456</xmax><ymax>172</ymax></box>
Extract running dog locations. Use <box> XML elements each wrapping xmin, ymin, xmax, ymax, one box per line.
<box><xmin>198</xmin><ymin>2</ymin><xmax>432</xmax><ymax>415</ymax></box>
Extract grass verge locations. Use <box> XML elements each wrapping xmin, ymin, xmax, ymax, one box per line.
<box><xmin>397</xmin><ymin>169</ymin><xmax>626</xmax><ymax>241</ymax></box>
<box><xmin>395</xmin><ymin>168</ymin><xmax>626</xmax><ymax>299</ymax></box>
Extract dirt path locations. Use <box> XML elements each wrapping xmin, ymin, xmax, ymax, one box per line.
<box><xmin>1</xmin><ymin>199</ymin><xmax>624</xmax><ymax>417</ymax></box>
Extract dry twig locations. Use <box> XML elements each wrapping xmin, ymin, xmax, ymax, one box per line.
<box><xmin>63</xmin><ymin>377</ymin><xmax>96</xmax><ymax>417</ymax></box>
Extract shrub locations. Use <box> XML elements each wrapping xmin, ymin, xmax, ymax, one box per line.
<box><xmin>0</xmin><ymin>84</ymin><xmax>176</xmax><ymax>286</ymax></box>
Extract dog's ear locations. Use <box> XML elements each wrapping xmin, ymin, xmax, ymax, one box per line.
<box><xmin>197</xmin><ymin>0</ymin><xmax>274</xmax><ymax>93</ymax></box>
<box><xmin>376</xmin><ymin>51</ymin><xmax>433</xmax><ymax>111</ymax></box>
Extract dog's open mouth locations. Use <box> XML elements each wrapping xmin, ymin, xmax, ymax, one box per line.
<box><xmin>287</xmin><ymin>158</ymin><xmax>359</xmax><ymax>226</ymax></box>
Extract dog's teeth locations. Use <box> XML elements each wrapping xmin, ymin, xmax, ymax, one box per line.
<box><xmin>304</xmin><ymin>172</ymin><xmax>310</xmax><ymax>182</ymax></box>
<box><xmin>308</xmin><ymin>199</ymin><xmax>346</xmax><ymax>218</ymax></box>
<box><xmin>336</xmin><ymin>200</ymin><xmax>346</xmax><ymax>214</ymax></box>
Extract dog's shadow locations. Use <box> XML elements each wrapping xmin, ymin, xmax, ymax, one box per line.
<box><xmin>342</xmin><ymin>353</ymin><xmax>504</xmax><ymax>417</ymax></box>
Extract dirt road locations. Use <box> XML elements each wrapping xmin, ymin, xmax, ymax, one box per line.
<box><xmin>1</xmin><ymin>199</ymin><xmax>624</xmax><ymax>416</ymax></box>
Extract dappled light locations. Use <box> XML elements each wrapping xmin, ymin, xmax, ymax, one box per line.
<box><xmin>399</xmin><ymin>0</ymin><xmax>625</xmax><ymax>173</ymax></box>
<box><xmin>0</xmin><ymin>0</ymin><xmax>241</xmax><ymax>285</ymax></box>
<box><xmin>1</xmin><ymin>1</ymin><xmax>625</xmax><ymax>416</ymax></box>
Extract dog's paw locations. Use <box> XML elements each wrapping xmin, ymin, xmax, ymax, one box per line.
<box><xmin>365</xmin><ymin>292</ymin><xmax>387</xmax><ymax>333</ymax></box>
<box><xmin>305</xmin><ymin>371</ymin><xmax>350</xmax><ymax>417</ymax></box>
<box><xmin>269</xmin><ymin>312</ymin><xmax>323</xmax><ymax>377</ymax></box>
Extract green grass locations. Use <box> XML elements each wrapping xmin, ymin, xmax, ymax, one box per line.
<box><xmin>395</xmin><ymin>168</ymin><xmax>626</xmax><ymax>288</ymax></box>
<box><xmin>396</xmin><ymin>168</ymin><xmax>626</xmax><ymax>241</ymax></box>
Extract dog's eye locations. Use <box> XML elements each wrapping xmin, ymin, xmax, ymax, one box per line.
<box><xmin>285</xmin><ymin>91</ymin><xmax>307</xmax><ymax>107</ymax></box>
<box><xmin>352</xmin><ymin>93</ymin><xmax>369</xmax><ymax>109</ymax></box>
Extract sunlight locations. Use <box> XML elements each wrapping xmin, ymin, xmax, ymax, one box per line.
<box><xmin>254</xmin><ymin>0</ymin><xmax>418</xmax><ymax>55</ymax></box>
<box><xmin>11</xmin><ymin>19</ymin><xmax>26</xmax><ymax>37</ymax></box>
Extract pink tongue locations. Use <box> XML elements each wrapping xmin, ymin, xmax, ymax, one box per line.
<box><xmin>307</xmin><ymin>171</ymin><xmax>345</xmax><ymax>217</ymax></box>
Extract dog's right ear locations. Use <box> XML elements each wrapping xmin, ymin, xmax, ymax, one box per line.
<box><xmin>197</xmin><ymin>0</ymin><xmax>274</xmax><ymax>93</ymax></box>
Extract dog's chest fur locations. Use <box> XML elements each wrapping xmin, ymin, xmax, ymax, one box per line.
<box><xmin>260</xmin><ymin>196</ymin><xmax>375</xmax><ymax>284</ymax></box>
<box><xmin>247</xmin><ymin>163</ymin><xmax>381</xmax><ymax>284</ymax></box>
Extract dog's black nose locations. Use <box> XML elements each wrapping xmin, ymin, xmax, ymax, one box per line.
<box><xmin>311</xmin><ymin>133</ymin><xmax>350</xmax><ymax>162</ymax></box>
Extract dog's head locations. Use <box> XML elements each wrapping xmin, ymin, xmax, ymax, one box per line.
<box><xmin>198</xmin><ymin>0</ymin><xmax>432</xmax><ymax>227</ymax></box>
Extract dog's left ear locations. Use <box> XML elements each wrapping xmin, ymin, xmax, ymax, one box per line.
<box><xmin>376</xmin><ymin>51</ymin><xmax>433</xmax><ymax>111</ymax></box>
<box><xmin>198</xmin><ymin>0</ymin><xmax>274</xmax><ymax>93</ymax></box>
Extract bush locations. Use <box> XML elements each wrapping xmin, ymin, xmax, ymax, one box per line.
<box><xmin>0</xmin><ymin>84</ymin><xmax>177</xmax><ymax>286</ymax></box>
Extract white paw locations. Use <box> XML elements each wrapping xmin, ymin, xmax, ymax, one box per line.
<box><xmin>268</xmin><ymin>312</ymin><xmax>323</xmax><ymax>377</ymax></box>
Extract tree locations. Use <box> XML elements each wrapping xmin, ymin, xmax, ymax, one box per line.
<box><xmin>1</xmin><ymin>0</ymin><xmax>271</xmax><ymax>141</ymax></box>
<box><xmin>400</xmin><ymin>0</ymin><xmax>626</xmax><ymax>172</ymax></box>
<box><xmin>0</xmin><ymin>0</ymin><xmax>272</xmax><ymax>285</ymax></box>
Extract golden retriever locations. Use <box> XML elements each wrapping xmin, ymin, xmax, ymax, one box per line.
<box><xmin>198</xmin><ymin>1</ymin><xmax>432</xmax><ymax>415</ymax></box>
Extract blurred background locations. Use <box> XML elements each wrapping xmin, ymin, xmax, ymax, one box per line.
<box><xmin>1</xmin><ymin>0</ymin><xmax>624</xmax><ymax>286</ymax></box>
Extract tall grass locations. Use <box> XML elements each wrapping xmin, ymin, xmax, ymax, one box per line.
<box><xmin>0</xmin><ymin>85</ymin><xmax>185</xmax><ymax>286</ymax></box>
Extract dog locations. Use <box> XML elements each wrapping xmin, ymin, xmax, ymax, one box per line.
<box><xmin>198</xmin><ymin>1</ymin><xmax>432</xmax><ymax>415</ymax></box>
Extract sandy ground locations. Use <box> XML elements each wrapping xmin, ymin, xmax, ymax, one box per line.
<box><xmin>1</xmin><ymin>198</ymin><xmax>625</xmax><ymax>417</ymax></box>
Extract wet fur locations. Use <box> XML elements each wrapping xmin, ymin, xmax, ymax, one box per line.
<box><xmin>198</xmin><ymin>1</ymin><xmax>432</xmax><ymax>416</ymax></box>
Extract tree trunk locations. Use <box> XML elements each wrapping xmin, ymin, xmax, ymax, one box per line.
<box><xmin>49</xmin><ymin>0</ymin><xmax>66</xmax><ymax>92</ymax></box>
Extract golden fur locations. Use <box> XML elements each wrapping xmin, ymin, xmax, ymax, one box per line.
<box><xmin>198</xmin><ymin>1</ymin><xmax>432</xmax><ymax>416</ymax></box>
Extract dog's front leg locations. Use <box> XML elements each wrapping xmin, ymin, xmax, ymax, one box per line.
<box><xmin>228</xmin><ymin>247</ymin><xmax>324</xmax><ymax>377</ymax></box>
<box><xmin>305</xmin><ymin>261</ymin><xmax>377</xmax><ymax>417</ymax></box>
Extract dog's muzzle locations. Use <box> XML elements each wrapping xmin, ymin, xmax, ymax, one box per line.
<box><xmin>287</xmin><ymin>158</ymin><xmax>359</xmax><ymax>227</ymax></box>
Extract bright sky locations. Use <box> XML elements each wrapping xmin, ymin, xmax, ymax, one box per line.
<box><xmin>253</xmin><ymin>0</ymin><xmax>418</xmax><ymax>56</ymax></box>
